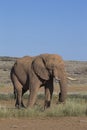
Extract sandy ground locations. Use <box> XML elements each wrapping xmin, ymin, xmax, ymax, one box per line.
<box><xmin>0</xmin><ymin>117</ymin><xmax>87</xmax><ymax>130</ymax></box>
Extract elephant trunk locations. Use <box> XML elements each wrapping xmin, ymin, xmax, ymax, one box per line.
<box><xmin>58</xmin><ymin>76</ymin><xmax>67</xmax><ymax>103</ymax></box>
<box><xmin>53</xmin><ymin>67</ymin><xmax>67</xmax><ymax>103</ymax></box>
<box><xmin>54</xmin><ymin>75</ymin><xmax>67</xmax><ymax>103</ymax></box>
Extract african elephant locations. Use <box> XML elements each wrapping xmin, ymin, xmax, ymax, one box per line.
<box><xmin>10</xmin><ymin>54</ymin><xmax>67</xmax><ymax>109</ymax></box>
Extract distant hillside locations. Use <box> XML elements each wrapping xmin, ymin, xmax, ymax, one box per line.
<box><xmin>0</xmin><ymin>56</ymin><xmax>87</xmax><ymax>86</ymax></box>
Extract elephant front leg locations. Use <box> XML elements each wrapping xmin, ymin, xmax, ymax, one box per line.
<box><xmin>27</xmin><ymin>85</ymin><xmax>39</xmax><ymax>108</ymax></box>
<box><xmin>44</xmin><ymin>85</ymin><xmax>53</xmax><ymax>109</ymax></box>
<box><xmin>44</xmin><ymin>87</ymin><xmax>51</xmax><ymax>109</ymax></box>
<box><xmin>44</xmin><ymin>79</ymin><xmax>54</xmax><ymax>109</ymax></box>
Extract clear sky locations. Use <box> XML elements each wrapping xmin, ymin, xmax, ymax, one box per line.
<box><xmin>0</xmin><ymin>0</ymin><xmax>87</xmax><ymax>61</ymax></box>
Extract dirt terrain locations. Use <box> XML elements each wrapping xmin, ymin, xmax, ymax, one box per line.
<box><xmin>0</xmin><ymin>56</ymin><xmax>87</xmax><ymax>130</ymax></box>
<box><xmin>0</xmin><ymin>117</ymin><xmax>87</xmax><ymax>130</ymax></box>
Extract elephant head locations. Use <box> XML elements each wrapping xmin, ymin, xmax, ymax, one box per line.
<box><xmin>32</xmin><ymin>54</ymin><xmax>67</xmax><ymax>103</ymax></box>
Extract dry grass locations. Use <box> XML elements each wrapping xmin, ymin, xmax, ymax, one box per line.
<box><xmin>0</xmin><ymin>93</ymin><xmax>87</xmax><ymax>118</ymax></box>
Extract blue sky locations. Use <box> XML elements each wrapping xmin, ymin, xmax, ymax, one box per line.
<box><xmin>0</xmin><ymin>0</ymin><xmax>87</xmax><ymax>61</ymax></box>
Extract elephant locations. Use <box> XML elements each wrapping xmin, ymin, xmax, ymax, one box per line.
<box><xmin>10</xmin><ymin>54</ymin><xmax>67</xmax><ymax>109</ymax></box>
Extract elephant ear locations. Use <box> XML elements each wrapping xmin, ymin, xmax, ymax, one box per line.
<box><xmin>32</xmin><ymin>57</ymin><xmax>49</xmax><ymax>80</ymax></box>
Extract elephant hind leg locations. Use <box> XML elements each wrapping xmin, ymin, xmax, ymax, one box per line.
<box><xmin>15</xmin><ymin>92</ymin><xmax>25</xmax><ymax>108</ymax></box>
<box><xmin>12</xmin><ymin>74</ymin><xmax>23</xmax><ymax>108</ymax></box>
<box><xmin>20</xmin><ymin>88</ymin><xmax>28</xmax><ymax>108</ymax></box>
<box><xmin>15</xmin><ymin>86</ymin><xmax>22</xmax><ymax>109</ymax></box>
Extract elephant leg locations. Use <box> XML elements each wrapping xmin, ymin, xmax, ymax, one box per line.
<box><xmin>44</xmin><ymin>80</ymin><xmax>54</xmax><ymax>109</ymax></box>
<box><xmin>11</xmin><ymin>73</ymin><xmax>23</xmax><ymax>108</ymax></box>
<box><xmin>15</xmin><ymin>88</ymin><xmax>22</xmax><ymax>109</ymax></box>
<box><xmin>44</xmin><ymin>87</ymin><xmax>51</xmax><ymax>109</ymax></box>
<box><xmin>27</xmin><ymin>85</ymin><xmax>39</xmax><ymax>108</ymax></box>
<box><xmin>14</xmin><ymin>80</ymin><xmax>22</xmax><ymax>108</ymax></box>
<box><xmin>21</xmin><ymin>88</ymin><xmax>28</xmax><ymax>108</ymax></box>
<box><xmin>15</xmin><ymin>88</ymin><xmax>26</xmax><ymax>108</ymax></box>
<box><xmin>15</xmin><ymin>95</ymin><xmax>19</xmax><ymax>107</ymax></box>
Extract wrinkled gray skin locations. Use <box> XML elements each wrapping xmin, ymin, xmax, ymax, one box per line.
<box><xmin>10</xmin><ymin>54</ymin><xmax>67</xmax><ymax>109</ymax></box>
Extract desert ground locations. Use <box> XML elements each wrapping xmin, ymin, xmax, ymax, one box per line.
<box><xmin>0</xmin><ymin>117</ymin><xmax>87</xmax><ymax>130</ymax></box>
<box><xmin>0</xmin><ymin>56</ymin><xmax>87</xmax><ymax>130</ymax></box>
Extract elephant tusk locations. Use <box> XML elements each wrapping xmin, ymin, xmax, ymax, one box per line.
<box><xmin>67</xmin><ymin>77</ymin><xmax>77</xmax><ymax>81</ymax></box>
<box><xmin>54</xmin><ymin>77</ymin><xmax>60</xmax><ymax>83</ymax></box>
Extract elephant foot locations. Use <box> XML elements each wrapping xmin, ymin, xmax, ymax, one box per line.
<box><xmin>15</xmin><ymin>104</ymin><xmax>21</xmax><ymax>109</ymax></box>
<box><xmin>58</xmin><ymin>92</ymin><xmax>66</xmax><ymax>103</ymax></box>
<box><xmin>57</xmin><ymin>100</ymin><xmax>65</xmax><ymax>105</ymax></box>
<box><xmin>21</xmin><ymin>102</ymin><xmax>26</xmax><ymax>108</ymax></box>
<box><xmin>44</xmin><ymin>100</ymin><xmax>51</xmax><ymax>110</ymax></box>
<box><xmin>15</xmin><ymin>103</ymin><xmax>26</xmax><ymax>109</ymax></box>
